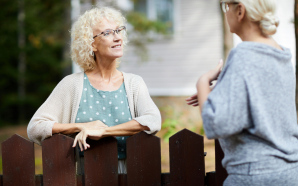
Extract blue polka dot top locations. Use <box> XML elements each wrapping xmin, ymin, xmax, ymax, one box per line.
<box><xmin>75</xmin><ymin>73</ymin><xmax>132</xmax><ymax>159</ymax></box>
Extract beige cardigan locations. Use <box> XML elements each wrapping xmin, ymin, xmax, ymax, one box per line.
<box><xmin>27</xmin><ymin>72</ymin><xmax>161</xmax><ymax>145</ymax></box>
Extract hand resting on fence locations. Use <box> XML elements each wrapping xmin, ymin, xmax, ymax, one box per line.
<box><xmin>72</xmin><ymin>119</ymin><xmax>149</xmax><ymax>151</ymax></box>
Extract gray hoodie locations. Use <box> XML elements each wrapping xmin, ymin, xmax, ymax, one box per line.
<box><xmin>202</xmin><ymin>42</ymin><xmax>298</xmax><ymax>175</ymax></box>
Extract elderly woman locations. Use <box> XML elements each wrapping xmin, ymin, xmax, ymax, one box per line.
<box><xmin>187</xmin><ymin>0</ymin><xmax>298</xmax><ymax>185</ymax></box>
<box><xmin>27</xmin><ymin>6</ymin><xmax>161</xmax><ymax>174</ymax></box>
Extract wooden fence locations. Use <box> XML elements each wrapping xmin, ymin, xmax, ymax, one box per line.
<box><xmin>0</xmin><ymin>129</ymin><xmax>228</xmax><ymax>186</ymax></box>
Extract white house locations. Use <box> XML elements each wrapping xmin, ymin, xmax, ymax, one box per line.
<box><xmin>119</xmin><ymin>0</ymin><xmax>223</xmax><ymax>96</ymax></box>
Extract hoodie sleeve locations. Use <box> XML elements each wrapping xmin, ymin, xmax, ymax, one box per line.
<box><xmin>202</xmin><ymin>56</ymin><xmax>251</xmax><ymax>139</ymax></box>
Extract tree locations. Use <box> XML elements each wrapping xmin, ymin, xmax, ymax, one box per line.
<box><xmin>18</xmin><ymin>0</ymin><xmax>26</xmax><ymax>123</ymax></box>
<box><xmin>0</xmin><ymin>0</ymin><xmax>69</xmax><ymax>125</ymax></box>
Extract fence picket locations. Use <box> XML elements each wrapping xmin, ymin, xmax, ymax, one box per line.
<box><xmin>118</xmin><ymin>174</ymin><xmax>127</xmax><ymax>186</ymax></box>
<box><xmin>76</xmin><ymin>175</ymin><xmax>84</xmax><ymax>186</ymax></box>
<box><xmin>0</xmin><ymin>130</ymin><xmax>229</xmax><ymax>186</ymax></box>
<box><xmin>84</xmin><ymin>137</ymin><xmax>118</xmax><ymax>185</ymax></box>
<box><xmin>205</xmin><ymin>172</ymin><xmax>217</xmax><ymax>186</ymax></box>
<box><xmin>161</xmin><ymin>173</ymin><xmax>170</xmax><ymax>186</ymax></box>
<box><xmin>42</xmin><ymin>134</ymin><xmax>76</xmax><ymax>186</ymax></box>
<box><xmin>169</xmin><ymin>129</ymin><xmax>205</xmax><ymax>186</ymax></box>
<box><xmin>126</xmin><ymin>131</ymin><xmax>161</xmax><ymax>186</ymax></box>
<box><xmin>2</xmin><ymin>134</ymin><xmax>35</xmax><ymax>186</ymax></box>
<box><xmin>215</xmin><ymin>140</ymin><xmax>228</xmax><ymax>186</ymax></box>
<box><xmin>35</xmin><ymin>175</ymin><xmax>43</xmax><ymax>186</ymax></box>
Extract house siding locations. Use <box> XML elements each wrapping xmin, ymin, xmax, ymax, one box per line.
<box><xmin>119</xmin><ymin>0</ymin><xmax>223</xmax><ymax>96</ymax></box>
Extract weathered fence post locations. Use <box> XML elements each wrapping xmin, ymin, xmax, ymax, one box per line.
<box><xmin>0</xmin><ymin>131</ymin><xmax>228</xmax><ymax>186</ymax></box>
<box><xmin>42</xmin><ymin>134</ymin><xmax>76</xmax><ymax>186</ymax></box>
<box><xmin>205</xmin><ymin>171</ymin><xmax>217</xmax><ymax>186</ymax></box>
<box><xmin>205</xmin><ymin>140</ymin><xmax>228</xmax><ymax>186</ymax></box>
<box><xmin>2</xmin><ymin>134</ymin><xmax>35</xmax><ymax>186</ymax></box>
<box><xmin>169</xmin><ymin>129</ymin><xmax>205</xmax><ymax>186</ymax></box>
<box><xmin>84</xmin><ymin>137</ymin><xmax>118</xmax><ymax>185</ymax></box>
<box><xmin>215</xmin><ymin>140</ymin><xmax>228</xmax><ymax>186</ymax></box>
<box><xmin>126</xmin><ymin>131</ymin><xmax>161</xmax><ymax>186</ymax></box>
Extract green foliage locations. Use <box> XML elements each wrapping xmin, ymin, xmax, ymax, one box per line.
<box><xmin>35</xmin><ymin>157</ymin><xmax>43</xmax><ymax>174</ymax></box>
<box><xmin>126</xmin><ymin>12</ymin><xmax>168</xmax><ymax>35</ymax></box>
<box><xmin>125</xmin><ymin>11</ymin><xmax>170</xmax><ymax>62</ymax></box>
<box><xmin>199</xmin><ymin>126</ymin><xmax>205</xmax><ymax>136</ymax></box>
<box><xmin>161</xmin><ymin>106</ymin><xmax>182</xmax><ymax>143</ymax></box>
<box><xmin>162</xmin><ymin>118</ymin><xmax>178</xmax><ymax>143</ymax></box>
<box><xmin>0</xmin><ymin>0</ymin><xmax>69</xmax><ymax>125</ymax></box>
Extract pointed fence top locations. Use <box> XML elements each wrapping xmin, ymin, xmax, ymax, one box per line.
<box><xmin>169</xmin><ymin>128</ymin><xmax>203</xmax><ymax>141</ymax></box>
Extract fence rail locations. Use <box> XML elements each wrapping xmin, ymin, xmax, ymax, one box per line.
<box><xmin>0</xmin><ymin>129</ymin><xmax>227</xmax><ymax>186</ymax></box>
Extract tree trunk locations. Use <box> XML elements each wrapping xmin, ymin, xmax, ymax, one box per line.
<box><xmin>18</xmin><ymin>0</ymin><xmax>26</xmax><ymax>123</ymax></box>
<box><xmin>62</xmin><ymin>1</ymin><xmax>72</xmax><ymax>77</ymax></box>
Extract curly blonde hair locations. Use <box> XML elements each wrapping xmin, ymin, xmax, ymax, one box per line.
<box><xmin>71</xmin><ymin>6</ymin><xmax>128</xmax><ymax>71</ymax></box>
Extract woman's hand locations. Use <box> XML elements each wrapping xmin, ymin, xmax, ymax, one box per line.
<box><xmin>200</xmin><ymin>59</ymin><xmax>223</xmax><ymax>84</ymax></box>
<box><xmin>186</xmin><ymin>60</ymin><xmax>223</xmax><ymax>107</ymax></box>
<box><xmin>192</xmin><ymin>59</ymin><xmax>224</xmax><ymax>112</ymax></box>
<box><xmin>72</xmin><ymin>127</ymin><xmax>107</xmax><ymax>151</ymax></box>
<box><xmin>72</xmin><ymin>120</ymin><xmax>108</xmax><ymax>151</ymax></box>
<box><xmin>186</xmin><ymin>94</ymin><xmax>199</xmax><ymax>107</ymax></box>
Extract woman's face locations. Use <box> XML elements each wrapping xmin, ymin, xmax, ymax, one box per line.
<box><xmin>92</xmin><ymin>18</ymin><xmax>124</xmax><ymax>61</ymax></box>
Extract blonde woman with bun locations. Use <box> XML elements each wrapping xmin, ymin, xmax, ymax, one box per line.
<box><xmin>186</xmin><ymin>0</ymin><xmax>298</xmax><ymax>185</ymax></box>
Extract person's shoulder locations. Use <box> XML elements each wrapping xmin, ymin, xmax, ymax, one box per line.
<box><xmin>224</xmin><ymin>45</ymin><xmax>252</xmax><ymax>76</ymax></box>
<box><xmin>60</xmin><ymin>72</ymin><xmax>83</xmax><ymax>84</ymax></box>
<box><xmin>62</xmin><ymin>72</ymin><xmax>83</xmax><ymax>81</ymax></box>
<box><xmin>226</xmin><ymin>47</ymin><xmax>243</xmax><ymax>66</ymax></box>
<box><xmin>122</xmin><ymin>71</ymin><xmax>144</xmax><ymax>84</ymax></box>
<box><xmin>55</xmin><ymin>72</ymin><xmax>84</xmax><ymax>90</ymax></box>
<box><xmin>229</xmin><ymin>43</ymin><xmax>251</xmax><ymax>61</ymax></box>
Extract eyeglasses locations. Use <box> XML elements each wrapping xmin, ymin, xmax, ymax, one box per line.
<box><xmin>93</xmin><ymin>26</ymin><xmax>126</xmax><ymax>39</ymax></box>
<box><xmin>220</xmin><ymin>1</ymin><xmax>239</xmax><ymax>13</ymax></box>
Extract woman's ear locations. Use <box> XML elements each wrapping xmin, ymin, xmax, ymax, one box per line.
<box><xmin>92</xmin><ymin>42</ymin><xmax>97</xmax><ymax>52</ymax></box>
<box><xmin>237</xmin><ymin>3</ymin><xmax>246</xmax><ymax>22</ymax></box>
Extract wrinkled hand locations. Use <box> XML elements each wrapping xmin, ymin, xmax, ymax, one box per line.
<box><xmin>188</xmin><ymin>60</ymin><xmax>223</xmax><ymax>108</ymax></box>
<box><xmin>72</xmin><ymin>128</ymin><xmax>107</xmax><ymax>151</ymax></box>
<box><xmin>73</xmin><ymin>120</ymin><xmax>108</xmax><ymax>151</ymax></box>
<box><xmin>186</xmin><ymin>94</ymin><xmax>199</xmax><ymax>107</ymax></box>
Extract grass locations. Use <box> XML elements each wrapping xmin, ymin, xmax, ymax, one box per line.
<box><xmin>35</xmin><ymin>157</ymin><xmax>43</xmax><ymax>174</ymax></box>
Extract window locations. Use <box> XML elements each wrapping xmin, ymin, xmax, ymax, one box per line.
<box><xmin>134</xmin><ymin>0</ymin><xmax>174</xmax><ymax>33</ymax></box>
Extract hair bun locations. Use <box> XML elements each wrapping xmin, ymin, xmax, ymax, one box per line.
<box><xmin>260</xmin><ymin>12</ymin><xmax>279</xmax><ymax>35</ymax></box>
